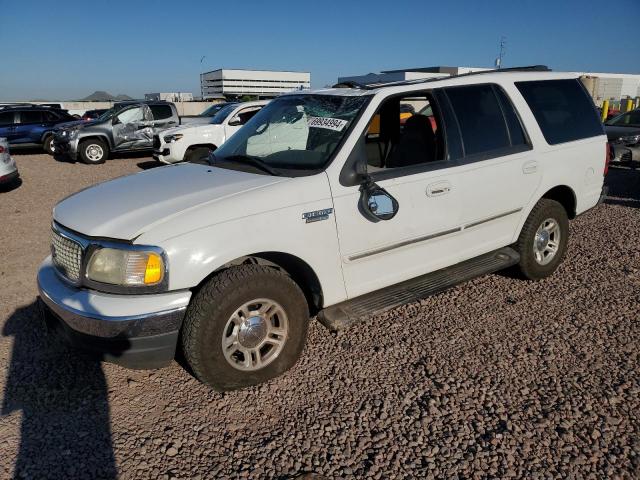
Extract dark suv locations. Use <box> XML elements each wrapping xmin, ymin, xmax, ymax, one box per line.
<box><xmin>0</xmin><ymin>105</ymin><xmax>77</xmax><ymax>154</ymax></box>
<box><xmin>53</xmin><ymin>100</ymin><xmax>179</xmax><ymax>164</ymax></box>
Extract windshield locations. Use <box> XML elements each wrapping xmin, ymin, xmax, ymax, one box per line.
<box><xmin>97</xmin><ymin>108</ymin><xmax>115</xmax><ymax>121</ymax></box>
<box><xmin>201</xmin><ymin>102</ymin><xmax>235</xmax><ymax>117</ymax></box>
<box><xmin>213</xmin><ymin>94</ymin><xmax>369</xmax><ymax>172</ymax></box>
<box><xmin>606</xmin><ymin>109</ymin><xmax>640</xmax><ymax>128</ymax></box>
<box><xmin>210</xmin><ymin>104</ymin><xmax>238</xmax><ymax>124</ymax></box>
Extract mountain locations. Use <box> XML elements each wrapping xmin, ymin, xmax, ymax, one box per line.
<box><xmin>79</xmin><ymin>91</ymin><xmax>134</xmax><ymax>101</ymax></box>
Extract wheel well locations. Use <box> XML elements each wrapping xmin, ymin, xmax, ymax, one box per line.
<box><xmin>79</xmin><ymin>135</ymin><xmax>110</xmax><ymax>149</ymax></box>
<box><xmin>541</xmin><ymin>185</ymin><xmax>576</xmax><ymax>219</ymax></box>
<box><xmin>186</xmin><ymin>144</ymin><xmax>217</xmax><ymax>152</ymax></box>
<box><xmin>196</xmin><ymin>252</ymin><xmax>324</xmax><ymax>315</ymax></box>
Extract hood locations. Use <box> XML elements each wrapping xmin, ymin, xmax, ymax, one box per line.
<box><xmin>53</xmin><ymin>163</ymin><xmax>287</xmax><ymax>240</ymax></box>
<box><xmin>167</xmin><ymin>123</ymin><xmax>219</xmax><ymax>135</ymax></box>
<box><xmin>604</xmin><ymin>124</ymin><xmax>640</xmax><ymax>141</ymax></box>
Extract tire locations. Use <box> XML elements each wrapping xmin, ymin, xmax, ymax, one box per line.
<box><xmin>78</xmin><ymin>138</ymin><xmax>108</xmax><ymax>164</ymax></box>
<box><xmin>184</xmin><ymin>146</ymin><xmax>213</xmax><ymax>164</ymax></box>
<box><xmin>181</xmin><ymin>264</ymin><xmax>309</xmax><ymax>391</ymax></box>
<box><xmin>43</xmin><ymin>134</ymin><xmax>55</xmax><ymax>155</ymax></box>
<box><xmin>515</xmin><ymin>198</ymin><xmax>569</xmax><ymax>280</ymax></box>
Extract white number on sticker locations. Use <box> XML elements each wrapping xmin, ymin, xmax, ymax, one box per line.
<box><xmin>307</xmin><ymin>116</ymin><xmax>348</xmax><ymax>132</ymax></box>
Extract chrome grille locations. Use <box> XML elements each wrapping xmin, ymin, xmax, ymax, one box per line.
<box><xmin>51</xmin><ymin>229</ymin><xmax>83</xmax><ymax>282</ymax></box>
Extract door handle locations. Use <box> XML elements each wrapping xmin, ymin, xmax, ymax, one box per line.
<box><xmin>426</xmin><ymin>181</ymin><xmax>452</xmax><ymax>197</ymax></box>
<box><xmin>522</xmin><ymin>160</ymin><xmax>538</xmax><ymax>174</ymax></box>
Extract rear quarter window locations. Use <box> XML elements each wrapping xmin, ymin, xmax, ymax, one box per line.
<box><xmin>0</xmin><ymin>111</ymin><xmax>15</xmax><ymax>126</ymax></box>
<box><xmin>515</xmin><ymin>79</ymin><xmax>604</xmax><ymax>145</ymax></box>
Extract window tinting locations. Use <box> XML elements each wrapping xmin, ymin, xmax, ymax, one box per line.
<box><xmin>20</xmin><ymin>110</ymin><xmax>43</xmax><ymax>124</ymax></box>
<box><xmin>446</xmin><ymin>85</ymin><xmax>510</xmax><ymax>156</ymax></box>
<box><xmin>43</xmin><ymin>111</ymin><xmax>60</xmax><ymax>122</ymax></box>
<box><xmin>0</xmin><ymin>111</ymin><xmax>15</xmax><ymax>126</ymax></box>
<box><xmin>516</xmin><ymin>79</ymin><xmax>603</xmax><ymax>145</ymax></box>
<box><xmin>150</xmin><ymin>104</ymin><xmax>173</xmax><ymax>120</ymax></box>
<box><xmin>494</xmin><ymin>87</ymin><xmax>528</xmax><ymax>146</ymax></box>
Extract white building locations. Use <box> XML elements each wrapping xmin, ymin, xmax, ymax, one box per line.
<box><xmin>200</xmin><ymin>69</ymin><xmax>310</xmax><ymax>99</ymax></box>
<box><xmin>338</xmin><ymin>66</ymin><xmax>490</xmax><ymax>86</ymax></box>
<box><xmin>145</xmin><ymin>92</ymin><xmax>194</xmax><ymax>102</ymax></box>
<box><xmin>575</xmin><ymin>72</ymin><xmax>640</xmax><ymax>106</ymax></box>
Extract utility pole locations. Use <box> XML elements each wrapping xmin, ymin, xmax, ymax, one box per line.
<box><xmin>495</xmin><ymin>36</ymin><xmax>506</xmax><ymax>69</ymax></box>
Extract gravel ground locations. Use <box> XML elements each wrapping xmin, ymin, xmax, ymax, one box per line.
<box><xmin>0</xmin><ymin>152</ymin><xmax>639</xmax><ymax>479</ymax></box>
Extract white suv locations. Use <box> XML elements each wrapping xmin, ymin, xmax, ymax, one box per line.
<box><xmin>38</xmin><ymin>67</ymin><xmax>608</xmax><ymax>390</ymax></box>
<box><xmin>153</xmin><ymin>101</ymin><xmax>268</xmax><ymax>164</ymax></box>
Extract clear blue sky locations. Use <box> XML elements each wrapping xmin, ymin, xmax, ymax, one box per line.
<box><xmin>1</xmin><ymin>0</ymin><xmax>638</xmax><ymax>101</ymax></box>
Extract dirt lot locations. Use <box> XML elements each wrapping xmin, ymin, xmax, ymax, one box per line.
<box><xmin>0</xmin><ymin>152</ymin><xmax>639</xmax><ymax>479</ymax></box>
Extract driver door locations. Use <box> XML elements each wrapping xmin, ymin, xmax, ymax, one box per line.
<box><xmin>112</xmin><ymin>104</ymin><xmax>154</xmax><ymax>150</ymax></box>
<box><xmin>332</xmin><ymin>92</ymin><xmax>465</xmax><ymax>299</ymax></box>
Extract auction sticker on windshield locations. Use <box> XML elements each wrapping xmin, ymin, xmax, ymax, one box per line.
<box><xmin>307</xmin><ymin>117</ymin><xmax>348</xmax><ymax>132</ymax></box>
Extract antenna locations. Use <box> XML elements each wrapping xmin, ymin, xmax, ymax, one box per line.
<box><xmin>495</xmin><ymin>36</ymin><xmax>506</xmax><ymax>69</ymax></box>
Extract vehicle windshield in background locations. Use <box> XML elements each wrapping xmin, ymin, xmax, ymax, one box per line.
<box><xmin>213</xmin><ymin>94</ymin><xmax>369</xmax><ymax>171</ymax></box>
<box><xmin>210</xmin><ymin>103</ymin><xmax>238</xmax><ymax>124</ymax></box>
<box><xmin>605</xmin><ymin>110</ymin><xmax>640</xmax><ymax>128</ymax></box>
<box><xmin>201</xmin><ymin>103</ymin><xmax>235</xmax><ymax>117</ymax></box>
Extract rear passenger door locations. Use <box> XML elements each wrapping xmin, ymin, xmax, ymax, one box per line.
<box><xmin>442</xmin><ymin>84</ymin><xmax>541</xmax><ymax>259</ymax></box>
<box><xmin>15</xmin><ymin>110</ymin><xmax>44</xmax><ymax>143</ymax></box>
<box><xmin>149</xmin><ymin>104</ymin><xmax>177</xmax><ymax>130</ymax></box>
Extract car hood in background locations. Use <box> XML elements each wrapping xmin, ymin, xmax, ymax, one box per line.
<box><xmin>604</xmin><ymin>125</ymin><xmax>640</xmax><ymax>141</ymax></box>
<box><xmin>53</xmin><ymin>163</ymin><xmax>287</xmax><ymax>240</ymax></box>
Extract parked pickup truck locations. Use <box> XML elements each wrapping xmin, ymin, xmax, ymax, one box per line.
<box><xmin>52</xmin><ymin>100</ymin><xmax>222</xmax><ymax>164</ymax></box>
<box><xmin>153</xmin><ymin>101</ymin><xmax>268</xmax><ymax>163</ymax></box>
<box><xmin>38</xmin><ymin>68</ymin><xmax>608</xmax><ymax>391</ymax></box>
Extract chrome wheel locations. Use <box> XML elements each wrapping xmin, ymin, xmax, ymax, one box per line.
<box><xmin>221</xmin><ymin>298</ymin><xmax>288</xmax><ymax>371</ymax></box>
<box><xmin>86</xmin><ymin>144</ymin><xmax>104</xmax><ymax>162</ymax></box>
<box><xmin>533</xmin><ymin>217</ymin><xmax>561</xmax><ymax>266</ymax></box>
<box><xmin>48</xmin><ymin>138</ymin><xmax>55</xmax><ymax>153</ymax></box>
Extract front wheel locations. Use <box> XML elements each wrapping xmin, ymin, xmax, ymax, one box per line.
<box><xmin>43</xmin><ymin>135</ymin><xmax>55</xmax><ymax>155</ymax></box>
<box><xmin>181</xmin><ymin>265</ymin><xmax>309</xmax><ymax>391</ymax></box>
<box><xmin>78</xmin><ymin>138</ymin><xmax>109</xmax><ymax>164</ymax></box>
<box><xmin>516</xmin><ymin>199</ymin><xmax>569</xmax><ymax>280</ymax></box>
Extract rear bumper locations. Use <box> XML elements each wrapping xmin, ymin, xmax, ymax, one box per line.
<box><xmin>37</xmin><ymin>256</ymin><xmax>192</xmax><ymax>369</ymax></box>
<box><xmin>0</xmin><ymin>168</ymin><xmax>19</xmax><ymax>185</ymax></box>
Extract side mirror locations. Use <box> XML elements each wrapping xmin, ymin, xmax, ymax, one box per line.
<box><xmin>359</xmin><ymin>180</ymin><xmax>399</xmax><ymax>222</ymax></box>
<box><xmin>112</xmin><ymin>116</ymin><xmax>120</xmax><ymax>125</ymax></box>
<box><xmin>228</xmin><ymin>116</ymin><xmax>242</xmax><ymax>126</ymax></box>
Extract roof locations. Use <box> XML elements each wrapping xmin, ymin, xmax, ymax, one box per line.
<box><xmin>201</xmin><ymin>67</ymin><xmax>310</xmax><ymax>75</ymax></box>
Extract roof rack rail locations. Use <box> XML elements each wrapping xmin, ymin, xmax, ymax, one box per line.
<box><xmin>337</xmin><ymin>65</ymin><xmax>551</xmax><ymax>90</ymax></box>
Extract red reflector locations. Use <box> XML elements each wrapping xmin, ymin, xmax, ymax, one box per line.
<box><xmin>0</xmin><ymin>146</ymin><xmax>4</xmax><ymax>153</ymax></box>
<box><xmin>604</xmin><ymin>142</ymin><xmax>611</xmax><ymax>176</ymax></box>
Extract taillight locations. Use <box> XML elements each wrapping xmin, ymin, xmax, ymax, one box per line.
<box><xmin>604</xmin><ymin>142</ymin><xmax>611</xmax><ymax>176</ymax></box>
<box><xmin>0</xmin><ymin>146</ymin><xmax>4</xmax><ymax>154</ymax></box>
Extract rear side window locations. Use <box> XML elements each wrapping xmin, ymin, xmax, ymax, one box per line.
<box><xmin>43</xmin><ymin>111</ymin><xmax>60</xmax><ymax>122</ymax></box>
<box><xmin>20</xmin><ymin>110</ymin><xmax>44</xmax><ymax>124</ymax></box>
<box><xmin>150</xmin><ymin>105</ymin><xmax>173</xmax><ymax>120</ymax></box>
<box><xmin>445</xmin><ymin>85</ymin><xmax>510</xmax><ymax>156</ymax></box>
<box><xmin>515</xmin><ymin>79</ymin><xmax>604</xmax><ymax>145</ymax></box>
<box><xmin>0</xmin><ymin>111</ymin><xmax>15</xmax><ymax>126</ymax></box>
<box><xmin>494</xmin><ymin>87</ymin><xmax>528</xmax><ymax>146</ymax></box>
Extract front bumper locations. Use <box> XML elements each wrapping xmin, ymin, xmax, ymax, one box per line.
<box><xmin>53</xmin><ymin>137</ymin><xmax>79</xmax><ymax>160</ymax></box>
<box><xmin>37</xmin><ymin>256</ymin><xmax>192</xmax><ymax>369</ymax></box>
<box><xmin>610</xmin><ymin>143</ymin><xmax>639</xmax><ymax>164</ymax></box>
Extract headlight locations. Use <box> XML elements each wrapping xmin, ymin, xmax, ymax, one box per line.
<box><xmin>62</xmin><ymin>128</ymin><xmax>79</xmax><ymax>139</ymax></box>
<box><xmin>164</xmin><ymin>133</ymin><xmax>183</xmax><ymax>143</ymax></box>
<box><xmin>619</xmin><ymin>134</ymin><xmax>640</xmax><ymax>145</ymax></box>
<box><xmin>86</xmin><ymin>247</ymin><xmax>165</xmax><ymax>287</ymax></box>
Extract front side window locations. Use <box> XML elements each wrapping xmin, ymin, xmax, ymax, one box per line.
<box><xmin>516</xmin><ymin>79</ymin><xmax>604</xmax><ymax>145</ymax></box>
<box><xmin>446</xmin><ymin>85</ymin><xmax>511</xmax><ymax>156</ymax></box>
<box><xmin>213</xmin><ymin>94</ymin><xmax>368</xmax><ymax>172</ymax></box>
<box><xmin>20</xmin><ymin>110</ymin><xmax>44</xmax><ymax>124</ymax></box>
<box><xmin>210</xmin><ymin>104</ymin><xmax>238</xmax><ymax>124</ymax></box>
<box><xmin>201</xmin><ymin>103</ymin><xmax>235</xmax><ymax>117</ymax></box>
<box><xmin>116</xmin><ymin>107</ymin><xmax>144</xmax><ymax>124</ymax></box>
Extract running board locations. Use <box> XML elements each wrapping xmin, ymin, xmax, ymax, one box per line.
<box><xmin>317</xmin><ymin>247</ymin><xmax>520</xmax><ymax>331</ymax></box>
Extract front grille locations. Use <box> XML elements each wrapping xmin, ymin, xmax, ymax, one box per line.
<box><xmin>51</xmin><ymin>229</ymin><xmax>83</xmax><ymax>282</ymax></box>
<box><xmin>621</xmin><ymin>150</ymin><xmax>632</xmax><ymax>163</ymax></box>
<box><xmin>153</xmin><ymin>135</ymin><xmax>161</xmax><ymax>149</ymax></box>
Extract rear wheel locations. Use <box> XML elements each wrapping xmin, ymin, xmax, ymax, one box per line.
<box><xmin>516</xmin><ymin>199</ymin><xmax>569</xmax><ymax>280</ymax></box>
<box><xmin>79</xmin><ymin>138</ymin><xmax>108</xmax><ymax>164</ymax></box>
<box><xmin>181</xmin><ymin>265</ymin><xmax>309</xmax><ymax>391</ymax></box>
<box><xmin>43</xmin><ymin>135</ymin><xmax>55</xmax><ymax>155</ymax></box>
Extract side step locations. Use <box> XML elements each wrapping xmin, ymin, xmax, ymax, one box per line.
<box><xmin>317</xmin><ymin>247</ymin><xmax>520</xmax><ymax>331</ymax></box>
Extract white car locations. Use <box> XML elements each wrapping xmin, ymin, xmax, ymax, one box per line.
<box><xmin>38</xmin><ymin>67</ymin><xmax>608</xmax><ymax>391</ymax></box>
<box><xmin>153</xmin><ymin>100</ymin><xmax>268</xmax><ymax>164</ymax></box>
<box><xmin>0</xmin><ymin>137</ymin><xmax>19</xmax><ymax>187</ymax></box>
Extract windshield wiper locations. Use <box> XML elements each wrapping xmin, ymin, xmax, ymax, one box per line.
<box><xmin>215</xmin><ymin>154</ymin><xmax>279</xmax><ymax>176</ymax></box>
